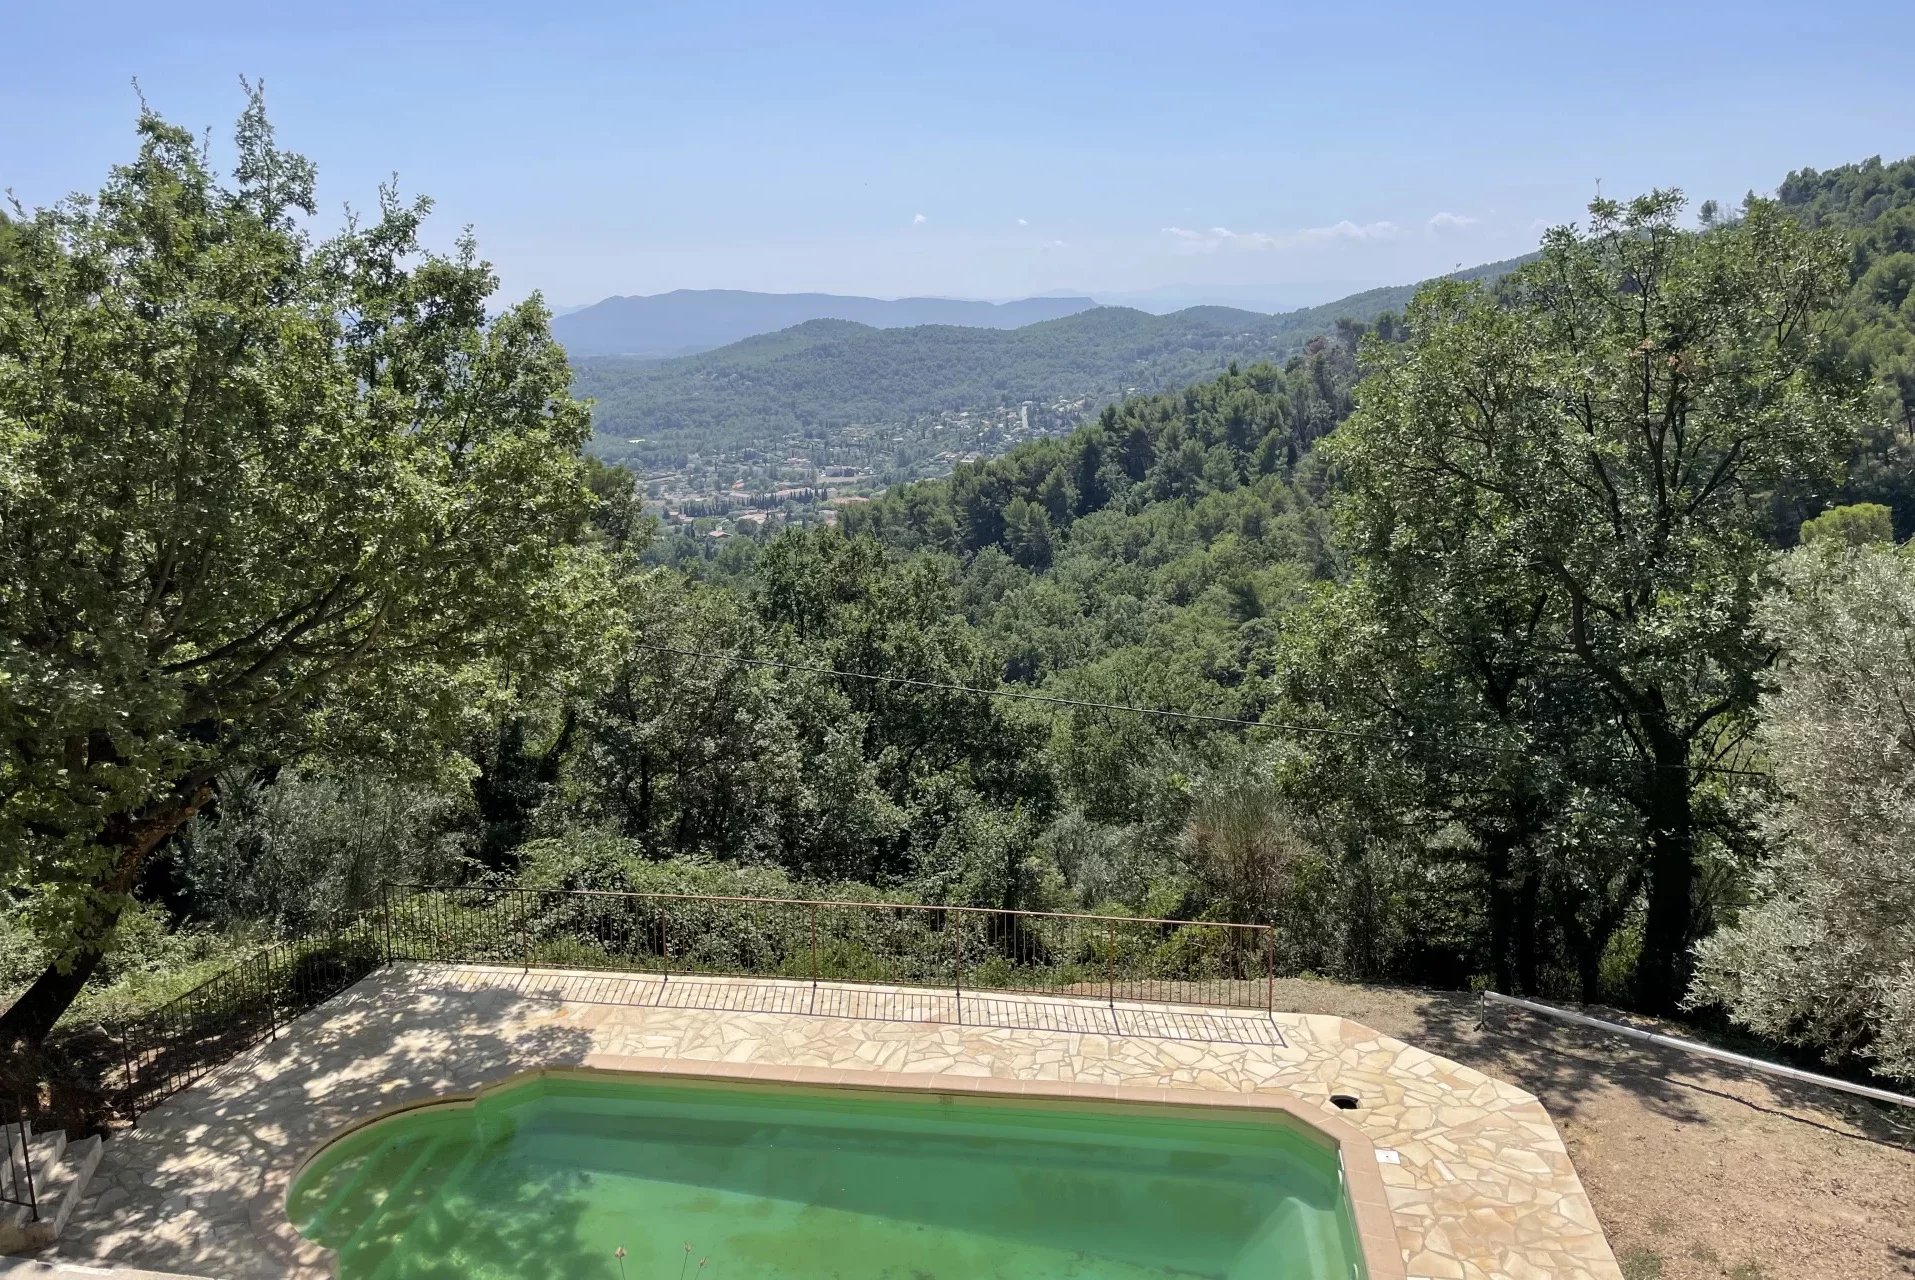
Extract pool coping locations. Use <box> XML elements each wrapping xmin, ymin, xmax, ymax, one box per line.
<box><xmin>266</xmin><ymin>1055</ymin><xmax>1408</xmax><ymax>1280</ymax></box>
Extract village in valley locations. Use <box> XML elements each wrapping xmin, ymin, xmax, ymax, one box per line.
<box><xmin>635</xmin><ymin>393</ymin><xmax>1102</xmax><ymax>540</ymax></box>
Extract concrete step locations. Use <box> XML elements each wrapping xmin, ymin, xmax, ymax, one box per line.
<box><xmin>25</xmin><ymin>1131</ymin><xmax>67</xmax><ymax>1201</ymax></box>
<box><xmin>0</xmin><ymin>1129</ymin><xmax>103</xmax><ymax>1255</ymax></box>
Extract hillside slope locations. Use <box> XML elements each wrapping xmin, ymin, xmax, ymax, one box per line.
<box><xmin>553</xmin><ymin>288</ymin><xmax>1099</xmax><ymax>357</ymax></box>
<box><xmin>578</xmin><ymin>257</ymin><xmax>1534</xmax><ymax>464</ymax></box>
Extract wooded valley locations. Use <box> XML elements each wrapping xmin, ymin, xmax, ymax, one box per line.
<box><xmin>3</xmin><ymin>102</ymin><xmax>1912</xmax><ymax>1098</ymax></box>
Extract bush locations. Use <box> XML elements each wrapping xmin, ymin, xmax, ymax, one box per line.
<box><xmin>177</xmin><ymin>766</ymin><xmax>471</xmax><ymax>931</ymax></box>
<box><xmin>0</xmin><ymin>899</ymin><xmax>257</xmax><ymax>1031</ymax></box>
<box><xmin>1690</xmin><ymin>543</ymin><xmax>1915</xmax><ymax>1080</ymax></box>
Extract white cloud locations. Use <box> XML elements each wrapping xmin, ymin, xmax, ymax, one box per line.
<box><xmin>912</xmin><ymin>212</ymin><xmax>928</xmax><ymax>226</ymax></box>
<box><xmin>1016</xmin><ymin>217</ymin><xmax>1029</xmax><ymax>226</ymax></box>
<box><xmin>1160</xmin><ymin>220</ymin><xmax>1399</xmax><ymax>255</ymax></box>
<box><xmin>1428</xmin><ymin>211</ymin><xmax>1481</xmax><ymax>233</ymax></box>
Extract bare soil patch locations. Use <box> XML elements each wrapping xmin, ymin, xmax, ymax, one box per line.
<box><xmin>1260</xmin><ymin>977</ymin><xmax>1915</xmax><ymax>1280</ymax></box>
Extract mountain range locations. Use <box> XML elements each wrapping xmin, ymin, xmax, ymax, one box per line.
<box><xmin>551</xmin><ymin>289</ymin><xmax>1100</xmax><ymax>358</ymax></box>
<box><xmin>573</xmin><ymin>255</ymin><xmax>1534</xmax><ymax>466</ymax></box>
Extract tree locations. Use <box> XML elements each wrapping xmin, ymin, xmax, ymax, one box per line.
<box><xmin>1311</xmin><ymin>191</ymin><xmax>1863</xmax><ymax>1011</ymax></box>
<box><xmin>1692</xmin><ymin>543</ymin><xmax>1915</xmax><ymax>1080</ymax></box>
<box><xmin>563</xmin><ymin>570</ymin><xmax>901</xmax><ymax>874</ymax></box>
<box><xmin>1179</xmin><ymin>771</ymin><xmax>1310</xmax><ymax>926</ymax></box>
<box><xmin>1280</xmin><ymin>575</ymin><xmax>1631</xmax><ymax>999</ymax></box>
<box><xmin>0</xmin><ymin>93</ymin><xmax>594</xmax><ymax>1043</ymax></box>
<box><xmin>1798</xmin><ymin>501</ymin><xmax>1894</xmax><ymax>546</ymax></box>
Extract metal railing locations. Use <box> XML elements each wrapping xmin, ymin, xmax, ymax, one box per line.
<box><xmin>114</xmin><ymin>916</ymin><xmax>385</xmax><ymax>1113</ymax></box>
<box><xmin>1</xmin><ymin>1096</ymin><xmax>35</xmax><ymax>1223</ymax></box>
<box><xmin>382</xmin><ymin>884</ymin><xmax>1280</xmax><ymax>1012</ymax></box>
<box><xmin>91</xmin><ymin>886</ymin><xmax>1277</xmax><ymax>1118</ymax></box>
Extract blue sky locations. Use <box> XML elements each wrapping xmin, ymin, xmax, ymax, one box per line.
<box><xmin>3</xmin><ymin>0</ymin><xmax>1909</xmax><ymax>309</ymax></box>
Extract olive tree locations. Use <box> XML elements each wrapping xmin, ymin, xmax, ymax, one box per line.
<box><xmin>1691</xmin><ymin>542</ymin><xmax>1915</xmax><ymax>1080</ymax></box>
<box><xmin>0</xmin><ymin>92</ymin><xmax>595</xmax><ymax>1043</ymax></box>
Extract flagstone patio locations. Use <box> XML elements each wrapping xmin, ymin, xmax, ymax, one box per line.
<box><xmin>41</xmin><ymin>963</ymin><xmax>1621</xmax><ymax>1280</ymax></box>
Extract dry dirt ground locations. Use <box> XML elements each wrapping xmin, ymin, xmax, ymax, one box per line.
<box><xmin>1262</xmin><ymin>977</ymin><xmax>1915</xmax><ymax>1280</ymax></box>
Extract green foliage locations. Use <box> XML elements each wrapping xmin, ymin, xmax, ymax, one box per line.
<box><xmin>0</xmin><ymin>91</ymin><xmax>599</xmax><ymax>1038</ymax></box>
<box><xmin>581</xmin><ymin>455</ymin><xmax>651</xmax><ymax>553</ymax></box>
<box><xmin>577</xmin><ymin>309</ymin><xmax>1306</xmax><ymax>470</ymax></box>
<box><xmin>845</xmin><ymin>352</ymin><xmax>1347</xmax><ymax>560</ymax></box>
<box><xmin>1039</xmin><ymin>808</ymin><xmax>1174</xmax><ymax>910</ymax></box>
<box><xmin>1178</xmin><ymin>771</ymin><xmax>1308</xmax><ymax>926</ymax></box>
<box><xmin>1286</xmin><ymin>190</ymin><xmax>1866</xmax><ymax>1010</ymax></box>
<box><xmin>0</xmin><ymin>900</ymin><xmax>254</xmax><ymax>1029</ymax></box>
<box><xmin>1690</xmin><ymin>542</ymin><xmax>1915</xmax><ymax>1080</ymax></box>
<box><xmin>472</xmin><ymin>832</ymin><xmax>1255</xmax><ymax>993</ymax></box>
<box><xmin>175</xmin><ymin>767</ymin><xmax>472</xmax><ymax>931</ymax></box>
<box><xmin>1798</xmin><ymin>501</ymin><xmax>1894</xmax><ymax>546</ymax></box>
<box><xmin>575</xmin><ymin>254</ymin><xmax>1536</xmax><ymax>472</ymax></box>
<box><xmin>1775</xmin><ymin>154</ymin><xmax>1915</xmax><ymax>535</ymax></box>
<box><xmin>16</xmin><ymin>105</ymin><xmax>1915</xmax><ymax>1082</ymax></box>
<box><xmin>555</xmin><ymin>529</ymin><xmax>1050</xmax><ymax>890</ymax></box>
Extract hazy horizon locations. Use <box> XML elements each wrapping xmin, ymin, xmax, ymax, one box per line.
<box><xmin>547</xmin><ymin>281</ymin><xmax>1379</xmax><ymax>316</ymax></box>
<box><xmin>6</xmin><ymin>1</ymin><xmax>1909</xmax><ymax>308</ymax></box>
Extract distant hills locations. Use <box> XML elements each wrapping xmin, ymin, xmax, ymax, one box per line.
<box><xmin>551</xmin><ymin>289</ymin><xmax>1100</xmax><ymax>358</ymax></box>
<box><xmin>578</xmin><ymin>304</ymin><xmax>1289</xmax><ymax>463</ymax></box>
<box><xmin>575</xmin><ymin>254</ymin><xmax>1536</xmax><ymax>467</ymax></box>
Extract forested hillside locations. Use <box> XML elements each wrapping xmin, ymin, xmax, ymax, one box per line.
<box><xmin>5</xmin><ymin>105</ymin><xmax>1913</xmax><ymax>1095</ymax></box>
<box><xmin>577</xmin><ymin>255</ymin><xmax>1535</xmax><ymax>468</ymax></box>
<box><xmin>1776</xmin><ymin>154</ymin><xmax>1915</xmax><ymax>534</ymax></box>
<box><xmin>579</xmin><ymin>306</ymin><xmax>1300</xmax><ymax>465</ymax></box>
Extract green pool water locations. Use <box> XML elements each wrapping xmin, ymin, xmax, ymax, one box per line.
<box><xmin>288</xmin><ymin>1073</ymin><xmax>1366</xmax><ymax>1279</ymax></box>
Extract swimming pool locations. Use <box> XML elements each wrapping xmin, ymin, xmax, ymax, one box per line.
<box><xmin>288</xmin><ymin>1071</ymin><xmax>1369</xmax><ymax>1279</ymax></box>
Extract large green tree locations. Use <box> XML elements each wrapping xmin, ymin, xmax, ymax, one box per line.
<box><xmin>1301</xmin><ymin>191</ymin><xmax>1865</xmax><ymax>1011</ymax></box>
<box><xmin>0</xmin><ymin>94</ymin><xmax>595</xmax><ymax>1043</ymax></box>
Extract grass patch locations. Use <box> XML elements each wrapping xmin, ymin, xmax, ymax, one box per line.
<box><xmin>1</xmin><ymin>902</ymin><xmax>265</xmax><ymax>1033</ymax></box>
<box><xmin>1618</xmin><ymin>1248</ymin><xmax>1665</xmax><ymax>1280</ymax></box>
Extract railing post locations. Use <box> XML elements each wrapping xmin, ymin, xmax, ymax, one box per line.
<box><xmin>115</xmin><ymin>1020</ymin><xmax>136</xmax><ymax>1104</ymax></box>
<box><xmin>809</xmin><ymin>902</ymin><xmax>819</xmax><ymax>986</ymax></box>
<box><xmin>951</xmin><ymin>911</ymin><xmax>963</xmax><ymax>1018</ymax></box>
<box><xmin>661</xmin><ymin>901</ymin><xmax>672</xmax><ymax>981</ymax></box>
<box><xmin>517</xmin><ymin>889</ymin><xmax>530</xmax><ymax>970</ymax></box>
<box><xmin>1265</xmin><ymin>926</ymin><xmax>1276</xmax><ymax>1014</ymax></box>
<box><xmin>1105</xmin><ymin>921</ymin><xmax>1116</xmax><ymax>1009</ymax></box>
<box><xmin>11</xmin><ymin>1101</ymin><xmax>38</xmax><ymax>1223</ymax></box>
<box><xmin>380</xmin><ymin>883</ymin><xmax>394</xmax><ymax>967</ymax></box>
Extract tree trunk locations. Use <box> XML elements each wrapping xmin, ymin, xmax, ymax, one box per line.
<box><xmin>1572</xmin><ymin>927</ymin><xmax>1604</xmax><ymax>1005</ymax></box>
<box><xmin>1484</xmin><ymin>841</ymin><xmax>1516</xmax><ymax>994</ymax></box>
<box><xmin>0</xmin><ymin>940</ymin><xmax>116</xmax><ymax>1049</ymax></box>
<box><xmin>634</xmin><ymin>753</ymin><xmax>655</xmax><ymax>851</ymax></box>
<box><xmin>1556</xmin><ymin>900</ymin><xmax>1604</xmax><ymax>1004</ymax></box>
<box><xmin>1516</xmin><ymin>865</ymin><xmax>1541</xmax><ymax>996</ymax></box>
<box><xmin>1635</xmin><ymin>737</ymin><xmax>1698</xmax><ymax>1014</ymax></box>
<box><xmin>0</xmin><ymin>783</ymin><xmax>213</xmax><ymax>1048</ymax></box>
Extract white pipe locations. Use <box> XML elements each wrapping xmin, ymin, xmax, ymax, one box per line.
<box><xmin>1481</xmin><ymin>990</ymin><xmax>1915</xmax><ymax>1110</ymax></box>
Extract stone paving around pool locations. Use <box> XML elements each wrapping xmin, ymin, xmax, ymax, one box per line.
<box><xmin>45</xmin><ymin>963</ymin><xmax>1621</xmax><ymax>1280</ymax></box>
